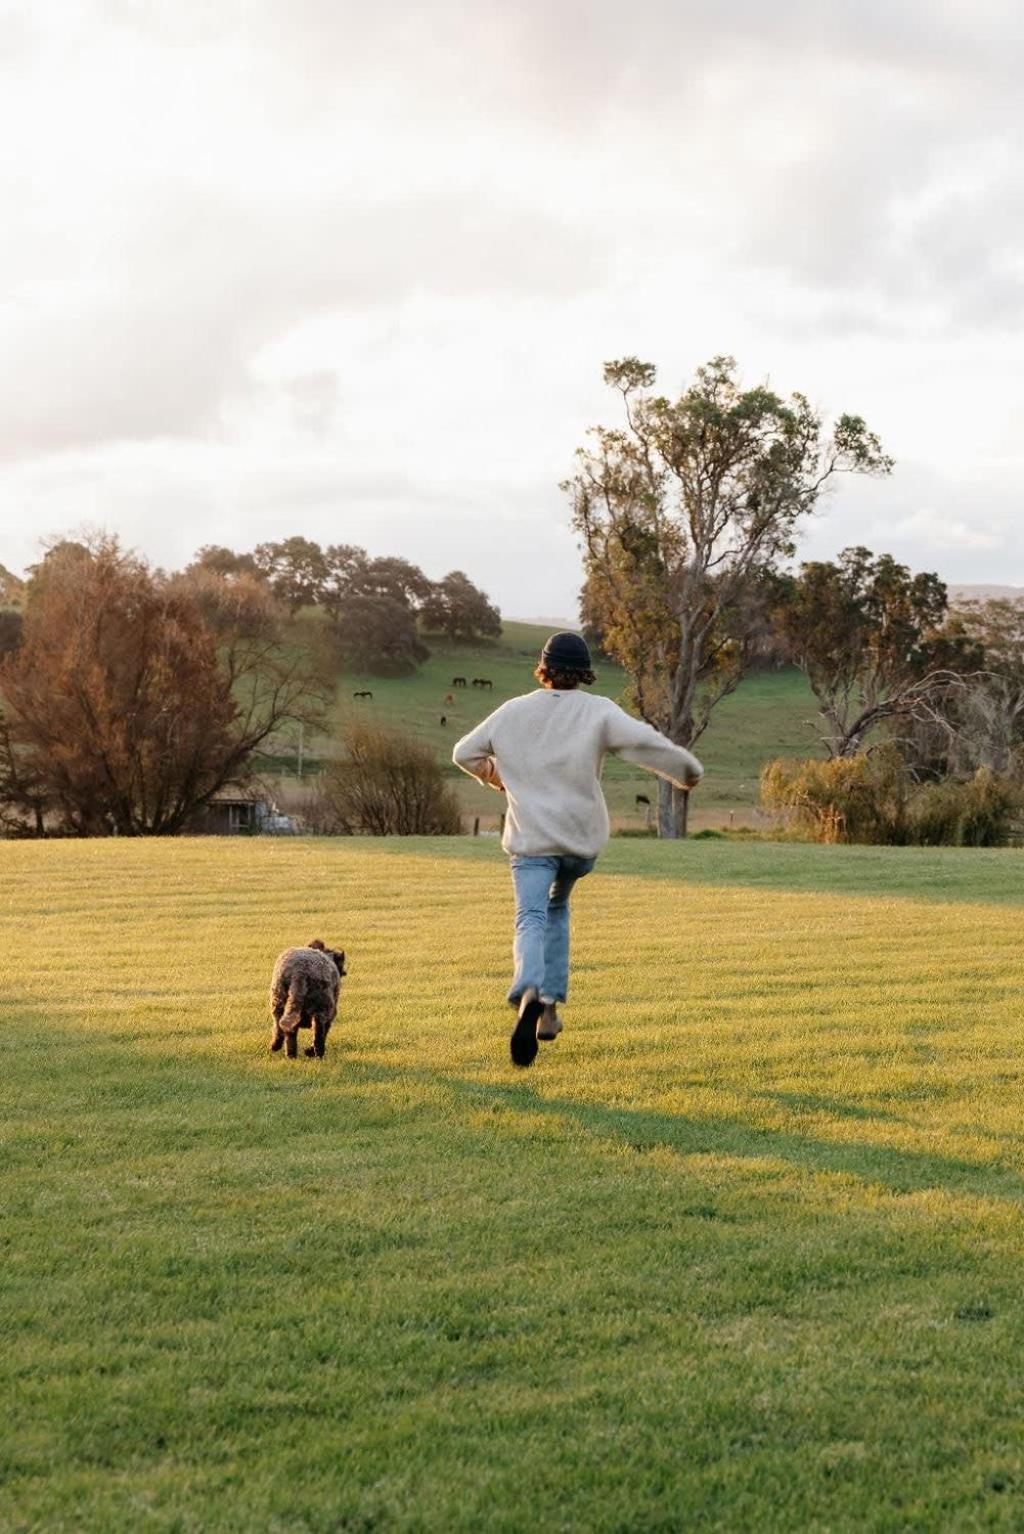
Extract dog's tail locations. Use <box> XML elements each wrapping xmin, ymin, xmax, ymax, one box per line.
<box><xmin>281</xmin><ymin>973</ymin><xmax>308</xmax><ymax>1032</ymax></box>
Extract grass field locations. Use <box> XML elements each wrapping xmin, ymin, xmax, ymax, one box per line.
<box><xmin>3</xmin><ymin>837</ymin><xmax>1024</xmax><ymax>1531</ymax></box>
<box><xmin>277</xmin><ymin>621</ymin><xmax>823</xmax><ymax>829</ymax></box>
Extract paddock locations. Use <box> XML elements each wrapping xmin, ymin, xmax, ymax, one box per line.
<box><xmin>4</xmin><ymin>836</ymin><xmax>1022</xmax><ymax>1529</ymax></box>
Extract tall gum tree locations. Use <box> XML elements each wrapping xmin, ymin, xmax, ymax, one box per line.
<box><xmin>566</xmin><ymin>356</ymin><xmax>893</xmax><ymax>836</ymax></box>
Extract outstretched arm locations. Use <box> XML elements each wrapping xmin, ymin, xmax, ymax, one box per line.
<box><xmin>452</xmin><ymin>716</ymin><xmax>505</xmax><ymax>791</ymax></box>
<box><xmin>602</xmin><ymin>702</ymin><xmax>704</xmax><ymax>789</ymax></box>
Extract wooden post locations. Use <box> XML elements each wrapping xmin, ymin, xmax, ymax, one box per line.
<box><xmin>473</xmin><ymin>816</ymin><xmax>480</xmax><ymax>836</ymax></box>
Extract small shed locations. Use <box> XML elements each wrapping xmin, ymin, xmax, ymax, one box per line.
<box><xmin>192</xmin><ymin>789</ymin><xmax>270</xmax><ymax>836</ymax></box>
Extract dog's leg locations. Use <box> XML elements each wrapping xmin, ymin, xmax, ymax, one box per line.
<box><xmin>269</xmin><ymin>994</ymin><xmax>287</xmax><ymax>1052</ymax></box>
<box><xmin>307</xmin><ymin>1016</ymin><xmax>326</xmax><ymax>1058</ymax></box>
<box><xmin>285</xmin><ymin>1028</ymin><xmax>298</xmax><ymax>1059</ymax></box>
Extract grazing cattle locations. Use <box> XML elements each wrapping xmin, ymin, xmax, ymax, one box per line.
<box><xmin>444</xmin><ymin>693</ymin><xmax>454</xmax><ymax>704</ymax></box>
<box><xmin>472</xmin><ymin>678</ymin><xmax>494</xmax><ymax>689</ymax></box>
<box><xmin>452</xmin><ymin>676</ymin><xmax>467</xmax><ymax>687</ymax></box>
<box><xmin>353</xmin><ymin>690</ymin><xmax>374</xmax><ymax>701</ymax></box>
<box><xmin>635</xmin><ymin>793</ymin><xmax>650</xmax><ymax>807</ymax></box>
<box><xmin>440</xmin><ymin>715</ymin><xmax>447</xmax><ymax>726</ymax></box>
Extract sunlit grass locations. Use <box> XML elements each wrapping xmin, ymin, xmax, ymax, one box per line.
<box><xmin>3</xmin><ymin>837</ymin><xmax>1023</xmax><ymax>1530</ymax></box>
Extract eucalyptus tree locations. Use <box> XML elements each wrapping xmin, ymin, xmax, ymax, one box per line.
<box><xmin>567</xmin><ymin>356</ymin><xmax>892</xmax><ymax>835</ymax></box>
<box><xmin>776</xmin><ymin>548</ymin><xmax>980</xmax><ymax>759</ymax></box>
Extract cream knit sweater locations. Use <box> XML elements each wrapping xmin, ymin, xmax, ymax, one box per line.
<box><xmin>452</xmin><ymin>688</ymin><xmax>703</xmax><ymax>857</ymax></box>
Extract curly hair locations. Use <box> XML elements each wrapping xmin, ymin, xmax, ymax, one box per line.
<box><xmin>534</xmin><ymin>662</ymin><xmax>596</xmax><ymax>689</ymax></box>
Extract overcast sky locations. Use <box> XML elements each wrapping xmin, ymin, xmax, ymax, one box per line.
<box><xmin>2</xmin><ymin>0</ymin><xmax>1022</xmax><ymax>617</ymax></box>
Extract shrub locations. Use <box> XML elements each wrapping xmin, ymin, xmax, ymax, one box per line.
<box><xmin>312</xmin><ymin>721</ymin><xmax>463</xmax><ymax>836</ymax></box>
<box><xmin>761</xmin><ymin>750</ymin><xmax>1021</xmax><ymax>846</ymax></box>
<box><xmin>761</xmin><ymin>749</ymin><xmax>908</xmax><ymax>844</ymax></box>
<box><xmin>910</xmin><ymin>769</ymin><xmax>1022</xmax><ymax>848</ymax></box>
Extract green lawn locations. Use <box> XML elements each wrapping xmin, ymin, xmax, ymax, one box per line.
<box><xmin>284</xmin><ymin>620</ymin><xmax>823</xmax><ymax>829</ymax></box>
<box><xmin>3</xmin><ymin>837</ymin><xmax>1023</xmax><ymax>1530</ymax></box>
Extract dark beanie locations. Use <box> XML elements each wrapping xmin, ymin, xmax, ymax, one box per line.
<box><xmin>540</xmin><ymin>631</ymin><xmax>592</xmax><ymax>672</ymax></box>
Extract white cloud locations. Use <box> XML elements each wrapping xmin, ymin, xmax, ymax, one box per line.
<box><xmin>884</xmin><ymin>507</ymin><xmax>1003</xmax><ymax>552</ymax></box>
<box><xmin>797</xmin><ymin>461</ymin><xmax>1023</xmax><ymax>582</ymax></box>
<box><xmin>1</xmin><ymin>0</ymin><xmax>1023</xmax><ymax>614</ymax></box>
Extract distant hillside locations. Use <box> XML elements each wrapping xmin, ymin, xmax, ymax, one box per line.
<box><xmin>269</xmin><ymin>619</ymin><xmax>822</xmax><ymax>830</ymax></box>
<box><xmin>949</xmin><ymin>584</ymin><xmax>1024</xmax><ymax>602</ymax></box>
<box><xmin>506</xmin><ymin>615</ymin><xmax>579</xmax><ymax>630</ymax></box>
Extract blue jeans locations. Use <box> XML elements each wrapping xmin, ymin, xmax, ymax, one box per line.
<box><xmin>508</xmin><ymin>854</ymin><xmax>596</xmax><ymax>1006</ymax></box>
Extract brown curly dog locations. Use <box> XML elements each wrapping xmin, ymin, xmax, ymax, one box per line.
<box><xmin>269</xmin><ymin>939</ymin><xmax>347</xmax><ymax>1059</ymax></box>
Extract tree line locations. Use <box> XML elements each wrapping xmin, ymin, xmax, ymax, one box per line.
<box><xmin>0</xmin><ymin>535</ymin><xmax>501</xmax><ymax>837</ymax></box>
<box><xmin>190</xmin><ymin>538</ymin><xmax>500</xmax><ymax>672</ymax></box>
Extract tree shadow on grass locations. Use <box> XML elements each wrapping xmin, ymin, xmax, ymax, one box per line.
<box><xmin>342</xmin><ymin>1057</ymin><xmax>1024</xmax><ymax>1206</ymax></box>
<box><xmin>6</xmin><ymin>1009</ymin><xmax>1023</xmax><ymax>1209</ymax></box>
<box><xmin>764</xmin><ymin>1089</ymin><xmax>908</xmax><ymax>1125</ymax></box>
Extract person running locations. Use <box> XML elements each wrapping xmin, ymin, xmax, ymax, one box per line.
<box><xmin>452</xmin><ymin>631</ymin><xmax>703</xmax><ymax>1067</ymax></box>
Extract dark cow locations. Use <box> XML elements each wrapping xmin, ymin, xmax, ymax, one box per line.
<box><xmin>452</xmin><ymin>676</ymin><xmax>468</xmax><ymax>687</ymax></box>
<box><xmin>440</xmin><ymin>715</ymin><xmax>447</xmax><ymax>726</ymax></box>
<box><xmin>472</xmin><ymin>678</ymin><xmax>494</xmax><ymax>689</ymax></box>
<box><xmin>353</xmin><ymin>690</ymin><xmax>374</xmax><ymax>700</ymax></box>
<box><xmin>635</xmin><ymin>793</ymin><xmax>650</xmax><ymax>807</ymax></box>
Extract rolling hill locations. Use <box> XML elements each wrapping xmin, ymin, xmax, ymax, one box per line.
<box><xmin>274</xmin><ymin>620</ymin><xmax>824</xmax><ymax>831</ymax></box>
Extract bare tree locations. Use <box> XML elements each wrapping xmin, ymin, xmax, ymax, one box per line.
<box><xmin>567</xmin><ymin>356</ymin><xmax>892</xmax><ymax>835</ymax></box>
<box><xmin>313</xmin><ymin>721</ymin><xmax>462</xmax><ymax>835</ymax></box>
<box><xmin>1</xmin><ymin>537</ymin><xmax>327</xmax><ymax>835</ymax></box>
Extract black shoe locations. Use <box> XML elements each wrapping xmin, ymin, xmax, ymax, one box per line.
<box><xmin>510</xmin><ymin>987</ymin><xmax>542</xmax><ymax>1068</ymax></box>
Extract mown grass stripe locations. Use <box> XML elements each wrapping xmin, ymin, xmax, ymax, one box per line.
<box><xmin>2</xmin><ymin>837</ymin><xmax>1023</xmax><ymax>1531</ymax></box>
